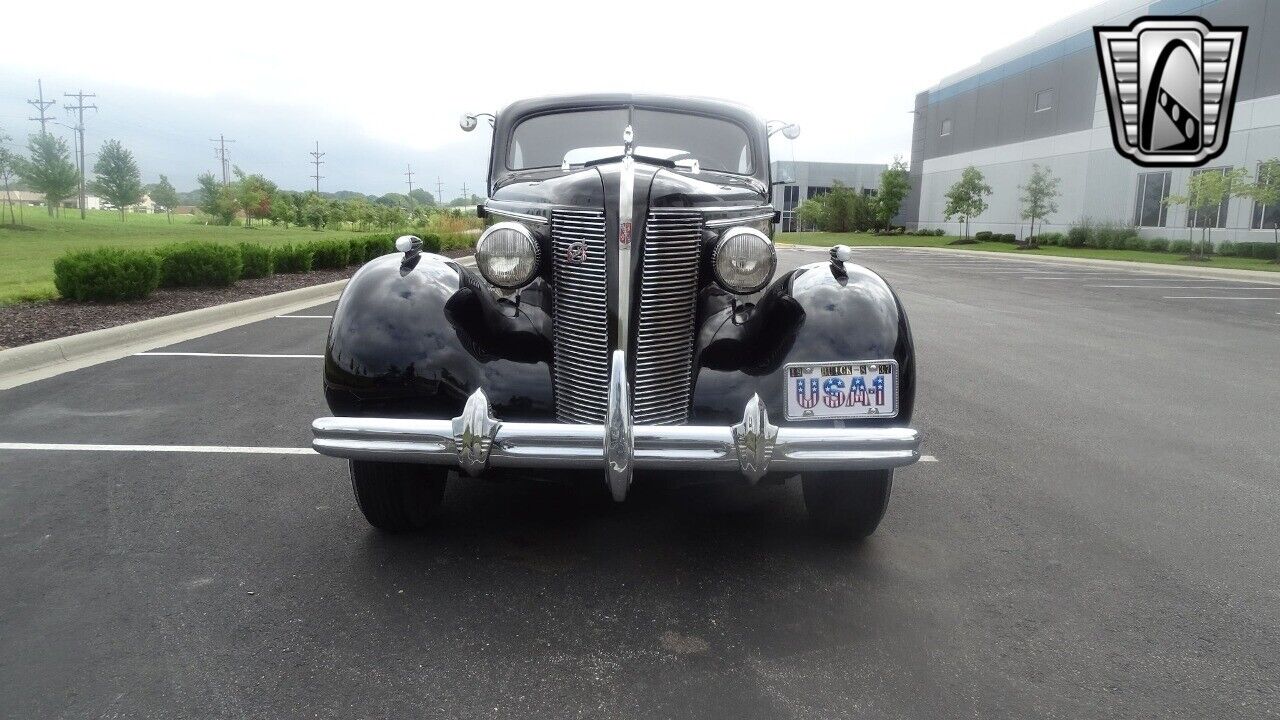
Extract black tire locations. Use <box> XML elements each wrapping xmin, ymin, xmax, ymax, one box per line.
<box><xmin>802</xmin><ymin>469</ymin><xmax>893</xmax><ymax>540</ymax></box>
<box><xmin>349</xmin><ymin>461</ymin><xmax>446</xmax><ymax>533</ymax></box>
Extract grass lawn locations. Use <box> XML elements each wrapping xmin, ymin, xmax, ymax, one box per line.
<box><xmin>0</xmin><ymin>210</ymin><xmax>365</xmax><ymax>304</ymax></box>
<box><xmin>780</xmin><ymin>232</ymin><xmax>1280</xmax><ymax>273</ymax></box>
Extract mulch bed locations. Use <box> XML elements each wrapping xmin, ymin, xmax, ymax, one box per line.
<box><xmin>0</xmin><ymin>248</ymin><xmax>473</xmax><ymax>350</ymax></box>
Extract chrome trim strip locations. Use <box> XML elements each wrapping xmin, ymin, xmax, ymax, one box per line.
<box><xmin>484</xmin><ymin>206</ymin><xmax>549</xmax><ymax>225</ymax></box>
<box><xmin>649</xmin><ymin>205</ymin><xmax>774</xmax><ymax>214</ymax></box>
<box><xmin>704</xmin><ymin>212</ymin><xmax>775</xmax><ymax>228</ymax></box>
<box><xmin>604</xmin><ymin>350</ymin><xmax>633</xmax><ymax>501</ymax></box>
<box><xmin>617</xmin><ymin>150</ymin><xmax>635</xmax><ymax>350</ymax></box>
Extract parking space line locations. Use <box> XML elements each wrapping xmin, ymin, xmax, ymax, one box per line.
<box><xmin>1087</xmin><ymin>284</ymin><xmax>1280</xmax><ymax>289</ymax></box>
<box><xmin>0</xmin><ymin>442</ymin><xmax>318</xmax><ymax>455</ymax></box>
<box><xmin>275</xmin><ymin>314</ymin><xmax>333</xmax><ymax>319</ymax></box>
<box><xmin>1162</xmin><ymin>296</ymin><xmax>1280</xmax><ymax>300</ymax></box>
<box><xmin>920</xmin><ymin>455</ymin><xmax>937</xmax><ymax>462</ymax></box>
<box><xmin>134</xmin><ymin>352</ymin><xmax>324</xmax><ymax>358</ymax></box>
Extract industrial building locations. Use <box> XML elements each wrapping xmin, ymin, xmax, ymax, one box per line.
<box><xmin>770</xmin><ymin>161</ymin><xmax>888</xmax><ymax>232</ymax></box>
<box><xmin>903</xmin><ymin>0</ymin><xmax>1280</xmax><ymax>242</ymax></box>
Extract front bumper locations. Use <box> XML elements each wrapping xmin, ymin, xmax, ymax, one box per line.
<box><xmin>312</xmin><ymin>351</ymin><xmax>921</xmax><ymax>501</ymax></box>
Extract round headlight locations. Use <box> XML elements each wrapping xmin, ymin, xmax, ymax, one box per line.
<box><xmin>476</xmin><ymin>222</ymin><xmax>540</xmax><ymax>289</ymax></box>
<box><xmin>712</xmin><ymin>227</ymin><xmax>776</xmax><ymax>294</ymax></box>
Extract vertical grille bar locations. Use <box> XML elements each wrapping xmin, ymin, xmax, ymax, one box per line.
<box><xmin>634</xmin><ymin>211</ymin><xmax>702</xmax><ymax>425</ymax></box>
<box><xmin>551</xmin><ymin>210</ymin><xmax>610</xmax><ymax>423</ymax></box>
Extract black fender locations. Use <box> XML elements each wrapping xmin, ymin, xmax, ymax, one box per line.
<box><xmin>323</xmin><ymin>253</ymin><xmax>555</xmax><ymax>420</ymax></box>
<box><xmin>690</xmin><ymin>260</ymin><xmax>916</xmax><ymax>427</ymax></box>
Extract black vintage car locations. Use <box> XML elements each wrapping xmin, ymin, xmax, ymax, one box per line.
<box><xmin>312</xmin><ymin>94</ymin><xmax>920</xmax><ymax>538</ymax></box>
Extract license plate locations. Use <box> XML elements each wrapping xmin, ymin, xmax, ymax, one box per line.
<box><xmin>784</xmin><ymin>360</ymin><xmax>899</xmax><ymax>420</ymax></box>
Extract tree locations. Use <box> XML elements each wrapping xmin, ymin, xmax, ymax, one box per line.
<box><xmin>1019</xmin><ymin>164</ymin><xmax>1061</xmax><ymax>240</ymax></box>
<box><xmin>269</xmin><ymin>191</ymin><xmax>296</xmax><ymax>227</ymax></box>
<box><xmin>1164</xmin><ymin>167</ymin><xmax>1249</xmax><ymax>259</ymax></box>
<box><xmin>15</xmin><ymin>133</ymin><xmax>79</xmax><ymax>216</ymax></box>
<box><xmin>233</xmin><ymin>169</ymin><xmax>277</xmax><ymax>227</ymax></box>
<box><xmin>408</xmin><ymin>188</ymin><xmax>435</xmax><ymax>207</ymax></box>
<box><xmin>942</xmin><ymin>166</ymin><xmax>992</xmax><ymax>241</ymax></box>
<box><xmin>0</xmin><ymin>130</ymin><xmax>17</xmax><ymax>225</ymax></box>
<box><xmin>1245</xmin><ymin>158</ymin><xmax>1280</xmax><ymax>263</ymax></box>
<box><xmin>795</xmin><ymin>194</ymin><xmax>828</xmax><ymax>231</ymax></box>
<box><xmin>196</xmin><ymin>172</ymin><xmax>239</xmax><ymax>225</ymax></box>
<box><xmin>301</xmin><ymin>193</ymin><xmax>329</xmax><ymax>230</ymax></box>
<box><xmin>150</xmin><ymin>175</ymin><xmax>180</xmax><ymax>224</ymax></box>
<box><xmin>873</xmin><ymin>156</ymin><xmax>910</xmax><ymax>230</ymax></box>
<box><xmin>89</xmin><ymin>139</ymin><xmax>144</xmax><ymax>221</ymax></box>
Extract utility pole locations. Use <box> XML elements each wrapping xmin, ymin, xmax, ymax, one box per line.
<box><xmin>460</xmin><ymin>182</ymin><xmax>468</xmax><ymax>205</ymax></box>
<box><xmin>309</xmin><ymin>141</ymin><xmax>325</xmax><ymax>193</ymax></box>
<box><xmin>210</xmin><ymin>134</ymin><xmax>234</xmax><ymax>186</ymax></box>
<box><xmin>63</xmin><ymin>90</ymin><xmax>97</xmax><ymax>219</ymax></box>
<box><xmin>404</xmin><ymin>164</ymin><xmax>415</xmax><ymax>195</ymax></box>
<box><xmin>436</xmin><ymin>176</ymin><xmax>444</xmax><ymax>206</ymax></box>
<box><xmin>27</xmin><ymin>80</ymin><xmax>56</xmax><ymax>136</ymax></box>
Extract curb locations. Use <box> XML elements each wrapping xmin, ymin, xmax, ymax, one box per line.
<box><xmin>779</xmin><ymin>243</ymin><xmax>1280</xmax><ymax>283</ymax></box>
<box><xmin>0</xmin><ymin>280</ymin><xmax>347</xmax><ymax>390</ymax></box>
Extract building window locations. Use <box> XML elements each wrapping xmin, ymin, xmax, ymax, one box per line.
<box><xmin>1185</xmin><ymin>167</ymin><xmax>1229</xmax><ymax>229</ymax></box>
<box><xmin>1035</xmin><ymin>89</ymin><xmax>1054</xmax><ymax>112</ymax></box>
<box><xmin>806</xmin><ymin>185</ymin><xmax>831</xmax><ymax>199</ymax></box>
<box><xmin>940</xmin><ymin>118</ymin><xmax>952</xmax><ymax>137</ymax></box>
<box><xmin>1133</xmin><ymin>171</ymin><xmax>1171</xmax><ymax>227</ymax></box>
<box><xmin>782</xmin><ymin>185</ymin><xmax>800</xmax><ymax>211</ymax></box>
<box><xmin>862</xmin><ymin>188</ymin><xmax>877</xmax><ymax>197</ymax></box>
<box><xmin>1252</xmin><ymin>162</ymin><xmax>1280</xmax><ymax>230</ymax></box>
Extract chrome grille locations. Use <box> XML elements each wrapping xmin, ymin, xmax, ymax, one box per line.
<box><xmin>551</xmin><ymin>209</ymin><xmax>609</xmax><ymax>423</ymax></box>
<box><xmin>634</xmin><ymin>211</ymin><xmax>702</xmax><ymax>425</ymax></box>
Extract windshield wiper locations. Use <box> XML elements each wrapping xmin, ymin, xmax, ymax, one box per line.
<box><xmin>581</xmin><ymin>154</ymin><xmax>677</xmax><ymax>169</ymax></box>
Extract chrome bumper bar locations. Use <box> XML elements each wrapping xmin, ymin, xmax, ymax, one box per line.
<box><xmin>312</xmin><ymin>352</ymin><xmax>920</xmax><ymax>501</ymax></box>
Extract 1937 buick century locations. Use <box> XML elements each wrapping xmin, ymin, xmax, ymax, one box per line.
<box><xmin>311</xmin><ymin>94</ymin><xmax>921</xmax><ymax>538</ymax></box>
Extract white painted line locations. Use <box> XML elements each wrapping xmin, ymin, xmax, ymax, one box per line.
<box><xmin>920</xmin><ymin>455</ymin><xmax>938</xmax><ymax>462</ymax></box>
<box><xmin>1021</xmin><ymin>276</ymin><xmax>1076</xmax><ymax>280</ymax></box>
<box><xmin>275</xmin><ymin>314</ymin><xmax>333</xmax><ymax>319</ymax></box>
<box><xmin>135</xmin><ymin>352</ymin><xmax>324</xmax><ymax>358</ymax></box>
<box><xmin>1162</xmin><ymin>296</ymin><xmax>1280</xmax><ymax>300</ymax></box>
<box><xmin>0</xmin><ymin>442</ymin><xmax>318</xmax><ymax>455</ymax></box>
<box><xmin>1087</xmin><ymin>284</ymin><xmax>1280</xmax><ymax>289</ymax></box>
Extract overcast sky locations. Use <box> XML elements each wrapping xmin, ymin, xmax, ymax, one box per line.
<box><xmin>0</xmin><ymin>0</ymin><xmax>1102</xmax><ymax>197</ymax></box>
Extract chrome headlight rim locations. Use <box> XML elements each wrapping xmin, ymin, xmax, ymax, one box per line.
<box><xmin>711</xmin><ymin>226</ymin><xmax>777</xmax><ymax>295</ymax></box>
<box><xmin>475</xmin><ymin>221</ymin><xmax>540</xmax><ymax>289</ymax></box>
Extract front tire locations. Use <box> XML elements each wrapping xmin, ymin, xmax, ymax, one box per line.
<box><xmin>802</xmin><ymin>469</ymin><xmax>893</xmax><ymax>540</ymax></box>
<box><xmin>349</xmin><ymin>461</ymin><xmax>446</xmax><ymax>532</ymax></box>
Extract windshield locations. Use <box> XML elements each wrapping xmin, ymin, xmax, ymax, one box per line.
<box><xmin>508</xmin><ymin>107</ymin><xmax>754</xmax><ymax>175</ymax></box>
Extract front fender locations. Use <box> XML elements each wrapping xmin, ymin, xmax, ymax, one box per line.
<box><xmin>323</xmin><ymin>253</ymin><xmax>555</xmax><ymax>420</ymax></box>
<box><xmin>690</xmin><ymin>260</ymin><xmax>916</xmax><ymax>427</ymax></box>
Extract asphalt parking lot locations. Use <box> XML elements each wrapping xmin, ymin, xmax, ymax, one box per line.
<box><xmin>2</xmin><ymin>248</ymin><xmax>1278</xmax><ymax>718</ymax></box>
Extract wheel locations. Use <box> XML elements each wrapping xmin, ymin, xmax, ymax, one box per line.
<box><xmin>349</xmin><ymin>461</ymin><xmax>447</xmax><ymax>532</ymax></box>
<box><xmin>802</xmin><ymin>469</ymin><xmax>893</xmax><ymax>540</ymax></box>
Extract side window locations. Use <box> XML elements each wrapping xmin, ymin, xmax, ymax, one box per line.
<box><xmin>1186</xmin><ymin>167</ymin><xmax>1229</xmax><ymax>229</ymax></box>
<box><xmin>1252</xmin><ymin>162</ymin><xmax>1280</xmax><ymax>230</ymax></box>
<box><xmin>940</xmin><ymin>119</ymin><xmax>953</xmax><ymax>137</ymax></box>
<box><xmin>1133</xmin><ymin>171</ymin><xmax>1171</xmax><ymax>227</ymax></box>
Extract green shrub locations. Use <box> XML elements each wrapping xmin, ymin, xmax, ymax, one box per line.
<box><xmin>272</xmin><ymin>243</ymin><xmax>314</xmax><ymax>273</ymax></box>
<box><xmin>308</xmin><ymin>239</ymin><xmax>350</xmax><ymax>269</ymax></box>
<box><xmin>1217</xmin><ymin>241</ymin><xmax>1237</xmax><ymax>256</ymax></box>
<box><xmin>1145</xmin><ymin>238</ymin><xmax>1169</xmax><ymax>252</ymax></box>
<box><xmin>1038</xmin><ymin>232</ymin><xmax>1065</xmax><ymax>246</ymax></box>
<box><xmin>238</xmin><ymin>242</ymin><xmax>273</xmax><ymax>278</ymax></box>
<box><xmin>1123</xmin><ymin>236</ymin><xmax>1148</xmax><ymax>251</ymax></box>
<box><xmin>992</xmin><ymin>233</ymin><xmax>1016</xmax><ymax>243</ymax></box>
<box><xmin>156</xmin><ymin>241</ymin><xmax>242</xmax><ymax>287</ymax></box>
<box><xmin>974</xmin><ymin>230</ymin><xmax>993</xmax><ymax>241</ymax></box>
<box><xmin>440</xmin><ymin>233</ymin><xmax>474</xmax><ymax>252</ymax></box>
<box><xmin>1169</xmin><ymin>239</ymin><xmax>1194</xmax><ymax>254</ymax></box>
<box><xmin>1241</xmin><ymin>242</ymin><xmax>1278</xmax><ymax>259</ymax></box>
<box><xmin>53</xmin><ymin>247</ymin><xmax>162</xmax><ymax>302</ymax></box>
<box><xmin>1066</xmin><ymin>226</ymin><xmax>1089</xmax><ymax>247</ymax></box>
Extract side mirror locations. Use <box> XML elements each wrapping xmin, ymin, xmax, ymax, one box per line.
<box><xmin>459</xmin><ymin>114</ymin><xmax>478</xmax><ymax>132</ymax></box>
<box><xmin>782</xmin><ymin>124</ymin><xmax>801</xmax><ymax>140</ymax></box>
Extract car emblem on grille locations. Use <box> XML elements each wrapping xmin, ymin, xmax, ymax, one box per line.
<box><xmin>1094</xmin><ymin>16</ymin><xmax>1246</xmax><ymax>167</ymax></box>
<box><xmin>619</xmin><ymin>221</ymin><xmax>632</xmax><ymax>247</ymax></box>
<box><xmin>565</xmin><ymin>241</ymin><xmax>588</xmax><ymax>264</ymax></box>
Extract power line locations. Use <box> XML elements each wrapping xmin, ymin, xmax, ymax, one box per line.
<box><xmin>309</xmin><ymin>141</ymin><xmax>325</xmax><ymax>193</ymax></box>
<box><xmin>27</xmin><ymin>79</ymin><xmax>56</xmax><ymax>136</ymax></box>
<box><xmin>63</xmin><ymin>89</ymin><xmax>97</xmax><ymax>220</ymax></box>
<box><xmin>404</xmin><ymin>164</ymin><xmax>414</xmax><ymax>195</ymax></box>
<box><xmin>209</xmin><ymin>134</ymin><xmax>234</xmax><ymax>186</ymax></box>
